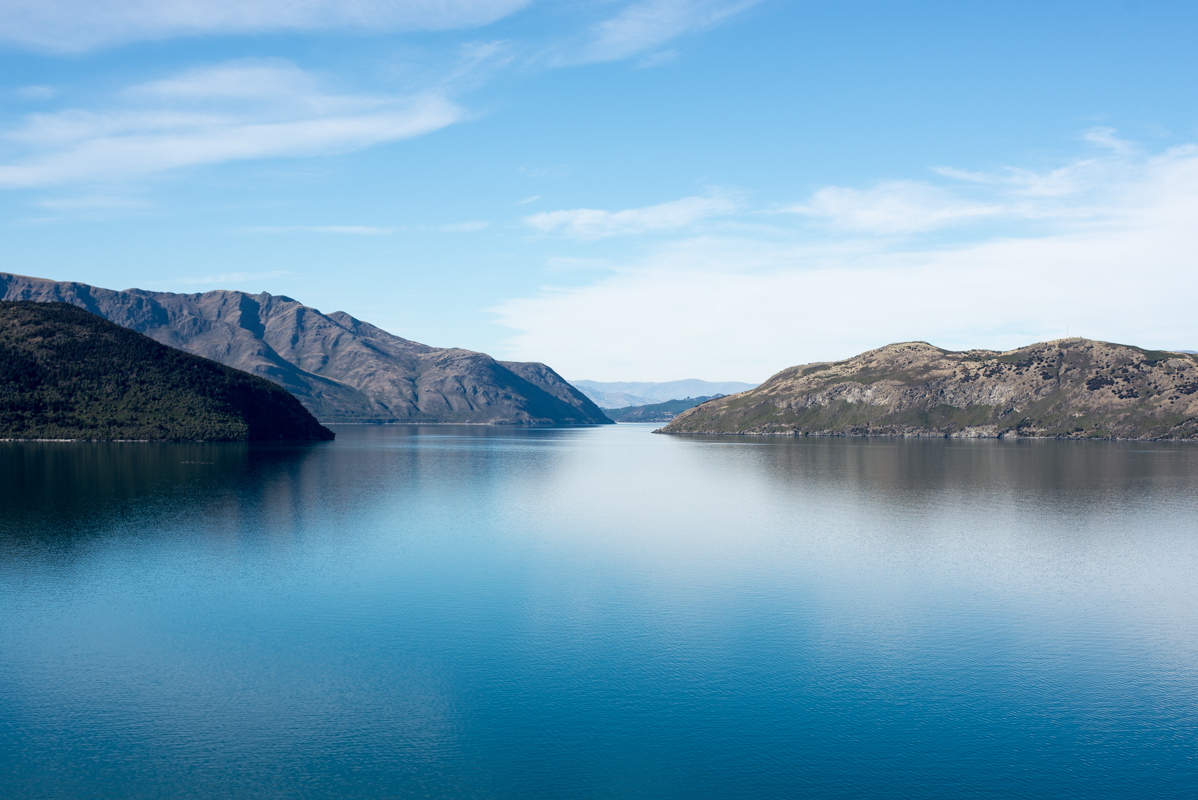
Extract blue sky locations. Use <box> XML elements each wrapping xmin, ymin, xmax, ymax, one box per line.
<box><xmin>2</xmin><ymin>1</ymin><xmax>1197</xmax><ymax>381</ymax></box>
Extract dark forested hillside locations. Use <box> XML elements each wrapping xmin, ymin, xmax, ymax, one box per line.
<box><xmin>602</xmin><ymin>396</ymin><xmax>723</xmax><ymax>422</ymax></box>
<box><xmin>0</xmin><ymin>302</ymin><xmax>334</xmax><ymax>441</ymax></box>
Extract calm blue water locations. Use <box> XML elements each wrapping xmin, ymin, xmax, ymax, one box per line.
<box><xmin>2</xmin><ymin>424</ymin><xmax>1197</xmax><ymax>798</ymax></box>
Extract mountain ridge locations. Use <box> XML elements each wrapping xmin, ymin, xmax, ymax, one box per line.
<box><xmin>660</xmin><ymin>338</ymin><xmax>1198</xmax><ymax>440</ymax></box>
<box><xmin>0</xmin><ymin>273</ymin><xmax>610</xmax><ymax>426</ymax></box>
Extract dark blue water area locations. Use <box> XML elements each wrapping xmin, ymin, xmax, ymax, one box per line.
<box><xmin>1</xmin><ymin>424</ymin><xmax>1196</xmax><ymax>798</ymax></box>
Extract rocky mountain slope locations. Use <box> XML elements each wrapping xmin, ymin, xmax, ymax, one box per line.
<box><xmin>660</xmin><ymin>339</ymin><xmax>1198</xmax><ymax>440</ymax></box>
<box><xmin>1</xmin><ymin>301</ymin><xmax>333</xmax><ymax>441</ymax></box>
<box><xmin>1</xmin><ymin>273</ymin><xmax>610</xmax><ymax>425</ymax></box>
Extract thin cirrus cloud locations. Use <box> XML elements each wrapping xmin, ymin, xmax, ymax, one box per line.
<box><xmin>786</xmin><ymin>130</ymin><xmax>1149</xmax><ymax>236</ymax></box>
<box><xmin>0</xmin><ymin>61</ymin><xmax>463</xmax><ymax>188</ymax></box>
<box><xmin>167</xmin><ymin>270</ymin><xmax>293</xmax><ymax>287</ymax></box>
<box><xmin>36</xmin><ymin>194</ymin><xmax>150</xmax><ymax>210</ymax></box>
<box><xmin>244</xmin><ymin>222</ymin><xmax>489</xmax><ymax>234</ymax></box>
<box><xmin>244</xmin><ymin>225</ymin><xmax>398</xmax><ymax>236</ymax></box>
<box><xmin>441</xmin><ymin>220</ymin><xmax>490</xmax><ymax>232</ymax></box>
<box><xmin>0</xmin><ymin>0</ymin><xmax>751</xmax><ymax>62</ymax></box>
<box><xmin>14</xmin><ymin>85</ymin><xmax>58</xmax><ymax>100</ymax></box>
<box><xmin>787</xmin><ymin>181</ymin><xmax>1004</xmax><ymax>235</ymax></box>
<box><xmin>524</xmin><ymin>191</ymin><xmax>741</xmax><ymax>239</ymax></box>
<box><xmin>0</xmin><ymin>4</ymin><xmax>761</xmax><ymax>192</ymax></box>
<box><xmin>582</xmin><ymin>0</ymin><xmax>762</xmax><ymax>63</ymax></box>
<box><xmin>495</xmin><ymin>139</ymin><xmax>1198</xmax><ymax>381</ymax></box>
<box><xmin>0</xmin><ymin>0</ymin><xmax>534</xmax><ymax>52</ymax></box>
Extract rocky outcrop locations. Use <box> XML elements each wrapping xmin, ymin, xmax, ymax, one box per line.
<box><xmin>0</xmin><ymin>273</ymin><xmax>611</xmax><ymax>425</ymax></box>
<box><xmin>660</xmin><ymin>339</ymin><xmax>1198</xmax><ymax>440</ymax></box>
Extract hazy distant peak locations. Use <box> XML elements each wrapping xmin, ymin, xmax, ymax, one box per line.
<box><xmin>570</xmin><ymin>378</ymin><xmax>758</xmax><ymax>408</ymax></box>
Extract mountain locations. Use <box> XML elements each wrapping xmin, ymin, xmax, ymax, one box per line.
<box><xmin>1</xmin><ymin>273</ymin><xmax>610</xmax><ymax>426</ymax></box>
<box><xmin>602</xmin><ymin>396</ymin><xmax>724</xmax><ymax>423</ymax></box>
<box><xmin>660</xmin><ymin>339</ymin><xmax>1198</xmax><ymax>440</ymax></box>
<box><xmin>571</xmin><ymin>379</ymin><xmax>757</xmax><ymax>408</ymax></box>
<box><xmin>0</xmin><ymin>301</ymin><xmax>333</xmax><ymax>441</ymax></box>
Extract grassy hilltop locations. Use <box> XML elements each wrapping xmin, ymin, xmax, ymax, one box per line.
<box><xmin>0</xmin><ymin>301</ymin><xmax>334</xmax><ymax>441</ymax></box>
<box><xmin>661</xmin><ymin>339</ymin><xmax>1198</xmax><ymax>440</ymax></box>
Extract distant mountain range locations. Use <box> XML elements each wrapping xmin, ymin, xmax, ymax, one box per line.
<box><xmin>571</xmin><ymin>379</ymin><xmax>757</xmax><ymax>408</ymax></box>
<box><xmin>1</xmin><ymin>273</ymin><xmax>610</xmax><ymax>426</ymax></box>
<box><xmin>1</xmin><ymin>301</ymin><xmax>332</xmax><ymax>441</ymax></box>
<box><xmin>662</xmin><ymin>339</ymin><xmax>1198</xmax><ymax>440</ymax></box>
<box><xmin>602</xmin><ymin>396</ymin><xmax>723</xmax><ymax>423</ymax></box>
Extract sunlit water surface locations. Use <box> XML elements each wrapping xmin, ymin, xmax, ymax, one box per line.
<box><xmin>2</xmin><ymin>425</ymin><xmax>1197</xmax><ymax>798</ymax></box>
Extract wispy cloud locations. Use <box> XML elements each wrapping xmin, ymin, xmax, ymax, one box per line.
<box><xmin>544</xmin><ymin>256</ymin><xmax>613</xmax><ymax>273</ymax></box>
<box><xmin>0</xmin><ymin>60</ymin><xmax>463</xmax><ymax>188</ymax></box>
<box><xmin>0</xmin><ymin>0</ymin><xmax>535</xmax><ymax>52</ymax></box>
<box><xmin>244</xmin><ymin>225</ymin><xmax>398</xmax><ymax>236</ymax></box>
<box><xmin>788</xmin><ymin>181</ymin><xmax>1003</xmax><ymax>235</ymax></box>
<box><xmin>35</xmin><ymin>194</ymin><xmax>149</xmax><ymax>210</ymax></box>
<box><xmin>518</xmin><ymin>165</ymin><xmax>568</xmax><ymax>178</ymax></box>
<box><xmin>495</xmin><ymin>138</ymin><xmax>1198</xmax><ymax>381</ymax></box>
<box><xmin>1085</xmin><ymin>126</ymin><xmax>1137</xmax><ymax>156</ymax></box>
<box><xmin>524</xmin><ymin>190</ymin><xmax>741</xmax><ymax>239</ymax></box>
<box><xmin>166</xmin><ymin>270</ymin><xmax>293</xmax><ymax>287</ymax></box>
<box><xmin>441</xmin><ymin>220</ymin><xmax>489</xmax><ymax>232</ymax></box>
<box><xmin>0</xmin><ymin>0</ymin><xmax>752</xmax><ymax>70</ymax></box>
<box><xmin>790</xmin><ymin>129</ymin><xmax>1151</xmax><ymax>236</ymax></box>
<box><xmin>14</xmin><ymin>85</ymin><xmax>57</xmax><ymax>100</ymax></box>
<box><xmin>635</xmin><ymin>49</ymin><xmax>680</xmax><ymax>69</ymax></box>
<box><xmin>582</xmin><ymin>0</ymin><xmax>761</xmax><ymax>63</ymax></box>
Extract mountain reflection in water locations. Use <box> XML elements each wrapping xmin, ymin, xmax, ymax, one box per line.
<box><xmin>2</xmin><ymin>425</ymin><xmax>1196</xmax><ymax>799</ymax></box>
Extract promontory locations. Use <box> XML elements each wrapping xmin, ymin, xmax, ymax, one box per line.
<box><xmin>1</xmin><ymin>301</ymin><xmax>334</xmax><ymax>441</ymax></box>
<box><xmin>660</xmin><ymin>339</ymin><xmax>1198</xmax><ymax>440</ymax></box>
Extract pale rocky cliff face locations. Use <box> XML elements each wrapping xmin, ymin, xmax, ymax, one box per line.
<box><xmin>662</xmin><ymin>340</ymin><xmax>1198</xmax><ymax>440</ymax></box>
<box><xmin>0</xmin><ymin>273</ymin><xmax>611</xmax><ymax>425</ymax></box>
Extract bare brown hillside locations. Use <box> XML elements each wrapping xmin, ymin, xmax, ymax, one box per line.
<box><xmin>661</xmin><ymin>339</ymin><xmax>1198</xmax><ymax>440</ymax></box>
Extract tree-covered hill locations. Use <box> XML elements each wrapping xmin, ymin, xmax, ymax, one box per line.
<box><xmin>0</xmin><ymin>301</ymin><xmax>334</xmax><ymax>441</ymax></box>
<box><xmin>602</xmin><ymin>396</ymin><xmax>723</xmax><ymax>422</ymax></box>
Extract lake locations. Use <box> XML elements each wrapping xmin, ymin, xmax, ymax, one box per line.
<box><xmin>2</xmin><ymin>424</ymin><xmax>1196</xmax><ymax>798</ymax></box>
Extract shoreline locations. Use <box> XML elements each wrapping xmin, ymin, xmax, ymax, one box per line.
<box><xmin>654</xmin><ymin>428</ymin><xmax>1198</xmax><ymax>442</ymax></box>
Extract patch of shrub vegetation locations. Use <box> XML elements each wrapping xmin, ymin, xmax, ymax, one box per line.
<box><xmin>0</xmin><ymin>301</ymin><xmax>334</xmax><ymax>441</ymax></box>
